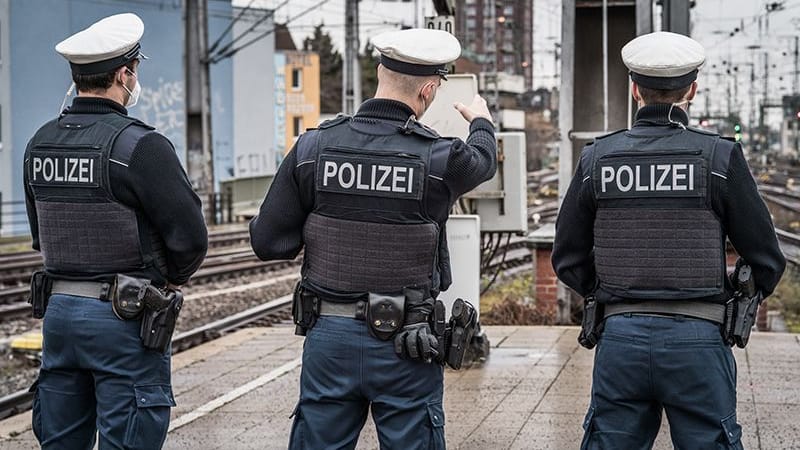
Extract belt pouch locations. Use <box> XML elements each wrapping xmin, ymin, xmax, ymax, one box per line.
<box><xmin>29</xmin><ymin>271</ymin><xmax>52</xmax><ymax>319</ymax></box>
<box><xmin>366</xmin><ymin>293</ymin><xmax>405</xmax><ymax>341</ymax></box>
<box><xmin>112</xmin><ymin>274</ymin><xmax>147</xmax><ymax>320</ymax></box>
<box><xmin>140</xmin><ymin>291</ymin><xmax>183</xmax><ymax>353</ymax></box>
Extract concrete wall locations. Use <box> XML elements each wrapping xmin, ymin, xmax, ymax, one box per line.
<box><xmin>208</xmin><ymin>1</ymin><xmax>235</xmax><ymax>183</ymax></box>
<box><xmin>232</xmin><ymin>7</ymin><xmax>275</xmax><ymax>178</ymax></box>
<box><xmin>0</xmin><ymin>0</ymin><xmax>233</xmax><ymax>235</ymax></box>
<box><xmin>0</xmin><ymin>0</ymin><xmax>12</xmax><ymax>234</ymax></box>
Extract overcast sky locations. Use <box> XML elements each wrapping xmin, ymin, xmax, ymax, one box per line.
<box><xmin>233</xmin><ymin>0</ymin><xmax>800</xmax><ymax>126</ymax></box>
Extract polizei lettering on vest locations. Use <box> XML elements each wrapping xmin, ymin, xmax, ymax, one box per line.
<box><xmin>32</xmin><ymin>156</ymin><xmax>95</xmax><ymax>184</ymax></box>
<box><xmin>600</xmin><ymin>163</ymin><xmax>695</xmax><ymax>193</ymax></box>
<box><xmin>322</xmin><ymin>160</ymin><xmax>415</xmax><ymax>194</ymax></box>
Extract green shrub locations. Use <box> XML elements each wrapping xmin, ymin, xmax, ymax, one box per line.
<box><xmin>770</xmin><ymin>269</ymin><xmax>800</xmax><ymax>333</ymax></box>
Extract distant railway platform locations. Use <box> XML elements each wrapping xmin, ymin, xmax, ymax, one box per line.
<box><xmin>1</xmin><ymin>325</ymin><xmax>798</xmax><ymax>449</ymax></box>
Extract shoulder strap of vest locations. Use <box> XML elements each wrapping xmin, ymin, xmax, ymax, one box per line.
<box><xmin>293</xmin><ymin>128</ymin><xmax>320</xmax><ymax>163</ymax></box>
<box><xmin>686</xmin><ymin>126</ymin><xmax>719</xmax><ymax>137</ymax></box>
<box><xmin>97</xmin><ymin>113</ymin><xmax>145</xmax><ymax>130</ymax></box>
<box><xmin>592</xmin><ymin>128</ymin><xmax>627</xmax><ymax>142</ymax></box>
<box><xmin>711</xmin><ymin>135</ymin><xmax>735</xmax><ymax>175</ymax></box>
<box><xmin>429</xmin><ymin>139</ymin><xmax>453</xmax><ymax>180</ymax></box>
<box><xmin>318</xmin><ymin>114</ymin><xmax>351</xmax><ymax>130</ymax></box>
<box><xmin>404</xmin><ymin>120</ymin><xmax>441</xmax><ymax>139</ymax></box>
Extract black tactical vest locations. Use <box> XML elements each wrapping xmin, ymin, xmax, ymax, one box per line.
<box><xmin>26</xmin><ymin>113</ymin><xmax>155</xmax><ymax>276</ymax></box>
<box><xmin>297</xmin><ymin>116</ymin><xmax>448</xmax><ymax>298</ymax></box>
<box><xmin>587</xmin><ymin>127</ymin><xmax>728</xmax><ymax>300</ymax></box>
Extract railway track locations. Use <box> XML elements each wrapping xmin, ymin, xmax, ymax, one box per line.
<box><xmin>0</xmin><ymin>255</ymin><xmax>299</xmax><ymax>321</ymax></box>
<box><xmin>0</xmin><ymin>229</ymin><xmax>253</xmax><ymax>285</ymax></box>
<box><xmin>0</xmin><ymin>293</ymin><xmax>295</xmax><ymax>420</ymax></box>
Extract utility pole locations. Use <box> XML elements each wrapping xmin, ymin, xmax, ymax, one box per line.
<box><xmin>343</xmin><ymin>0</ymin><xmax>361</xmax><ymax>114</ymax></box>
<box><xmin>762</xmin><ymin>51</ymin><xmax>769</xmax><ymax>149</ymax></box>
<box><xmin>661</xmin><ymin>0</ymin><xmax>691</xmax><ymax>36</ymax></box>
<box><xmin>794</xmin><ymin>36</ymin><xmax>799</xmax><ymax>94</ymax></box>
<box><xmin>186</xmin><ymin>0</ymin><xmax>215</xmax><ymax>223</ymax></box>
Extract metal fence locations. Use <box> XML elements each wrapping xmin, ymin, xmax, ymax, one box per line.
<box><xmin>1</xmin><ymin>190</ymin><xmax>236</xmax><ymax>237</ymax></box>
<box><xmin>0</xmin><ymin>193</ymin><xmax>29</xmax><ymax>237</ymax></box>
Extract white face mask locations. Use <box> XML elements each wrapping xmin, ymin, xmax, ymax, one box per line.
<box><xmin>121</xmin><ymin>70</ymin><xmax>141</xmax><ymax>108</ymax></box>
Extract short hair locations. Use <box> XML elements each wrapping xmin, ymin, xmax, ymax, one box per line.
<box><xmin>378</xmin><ymin>64</ymin><xmax>439</xmax><ymax>96</ymax></box>
<box><xmin>637</xmin><ymin>84</ymin><xmax>692</xmax><ymax>104</ymax></box>
<box><xmin>73</xmin><ymin>61</ymin><xmax>136</xmax><ymax>93</ymax></box>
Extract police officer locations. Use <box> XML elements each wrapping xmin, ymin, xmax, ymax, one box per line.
<box><xmin>23</xmin><ymin>13</ymin><xmax>208</xmax><ymax>449</ymax></box>
<box><xmin>249</xmin><ymin>28</ymin><xmax>496</xmax><ymax>449</ymax></box>
<box><xmin>552</xmin><ymin>32</ymin><xmax>786</xmax><ymax>449</ymax></box>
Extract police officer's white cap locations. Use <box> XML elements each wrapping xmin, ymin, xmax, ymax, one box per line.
<box><xmin>621</xmin><ymin>31</ymin><xmax>705</xmax><ymax>90</ymax></box>
<box><xmin>55</xmin><ymin>13</ymin><xmax>147</xmax><ymax>75</ymax></box>
<box><xmin>373</xmin><ymin>29</ymin><xmax>461</xmax><ymax>79</ymax></box>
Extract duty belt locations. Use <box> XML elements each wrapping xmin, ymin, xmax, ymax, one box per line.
<box><xmin>319</xmin><ymin>299</ymin><xmax>367</xmax><ymax>320</ymax></box>
<box><xmin>603</xmin><ymin>300</ymin><xmax>726</xmax><ymax>324</ymax></box>
<box><xmin>51</xmin><ymin>280</ymin><xmax>113</xmax><ymax>301</ymax></box>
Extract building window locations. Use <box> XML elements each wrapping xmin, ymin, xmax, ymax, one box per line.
<box><xmin>466</xmin><ymin>18</ymin><xmax>476</xmax><ymax>29</ymax></box>
<box><xmin>293</xmin><ymin>116</ymin><xmax>303</xmax><ymax>137</ymax></box>
<box><xmin>503</xmin><ymin>5</ymin><xmax>514</xmax><ymax>16</ymax></box>
<box><xmin>291</xmin><ymin>68</ymin><xmax>302</xmax><ymax>91</ymax></box>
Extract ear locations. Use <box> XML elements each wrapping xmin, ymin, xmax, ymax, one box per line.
<box><xmin>116</xmin><ymin>66</ymin><xmax>128</xmax><ymax>84</ymax></box>
<box><xmin>686</xmin><ymin>81</ymin><xmax>698</xmax><ymax>102</ymax></box>
<box><xmin>631</xmin><ymin>81</ymin><xmax>642</xmax><ymax>102</ymax></box>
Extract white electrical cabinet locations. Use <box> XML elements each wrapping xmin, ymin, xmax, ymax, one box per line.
<box><xmin>468</xmin><ymin>132</ymin><xmax>528</xmax><ymax>234</ymax></box>
<box><xmin>419</xmin><ymin>74</ymin><xmax>478</xmax><ymax>140</ymax></box>
<box><xmin>438</xmin><ymin>215</ymin><xmax>481</xmax><ymax>318</ymax></box>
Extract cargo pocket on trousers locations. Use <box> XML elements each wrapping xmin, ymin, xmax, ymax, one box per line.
<box><xmin>29</xmin><ymin>379</ymin><xmax>42</xmax><ymax>442</ymax></box>
<box><xmin>580</xmin><ymin>406</ymin><xmax>595</xmax><ymax>450</ymax></box>
<box><xmin>720</xmin><ymin>412</ymin><xmax>743</xmax><ymax>449</ymax></box>
<box><xmin>426</xmin><ymin>402</ymin><xmax>445</xmax><ymax>450</ymax></box>
<box><xmin>123</xmin><ymin>384</ymin><xmax>176</xmax><ymax>450</ymax></box>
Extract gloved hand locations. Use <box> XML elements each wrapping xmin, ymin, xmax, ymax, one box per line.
<box><xmin>394</xmin><ymin>322</ymin><xmax>439</xmax><ymax>362</ymax></box>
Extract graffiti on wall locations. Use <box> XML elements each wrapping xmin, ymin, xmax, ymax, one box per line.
<box><xmin>137</xmin><ymin>78</ymin><xmax>185</xmax><ymax>138</ymax></box>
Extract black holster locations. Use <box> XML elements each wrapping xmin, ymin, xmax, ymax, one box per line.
<box><xmin>139</xmin><ymin>290</ymin><xmax>183</xmax><ymax>353</ymax></box>
<box><xmin>443</xmin><ymin>298</ymin><xmax>477</xmax><ymax>370</ymax></box>
<box><xmin>722</xmin><ymin>261</ymin><xmax>762</xmax><ymax>348</ymax></box>
<box><xmin>578</xmin><ymin>295</ymin><xmax>604</xmax><ymax>350</ymax></box>
<box><xmin>292</xmin><ymin>282</ymin><xmax>319</xmax><ymax>336</ymax></box>
<box><xmin>29</xmin><ymin>271</ymin><xmax>53</xmax><ymax>319</ymax></box>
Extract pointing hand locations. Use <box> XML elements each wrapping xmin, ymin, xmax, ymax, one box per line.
<box><xmin>454</xmin><ymin>94</ymin><xmax>493</xmax><ymax>124</ymax></box>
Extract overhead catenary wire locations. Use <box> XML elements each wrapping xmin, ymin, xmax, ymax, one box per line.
<box><xmin>208</xmin><ymin>0</ymin><xmax>259</xmax><ymax>54</ymax></box>
<box><xmin>208</xmin><ymin>0</ymin><xmax>292</xmax><ymax>62</ymax></box>
<box><xmin>208</xmin><ymin>0</ymin><xmax>334</xmax><ymax>64</ymax></box>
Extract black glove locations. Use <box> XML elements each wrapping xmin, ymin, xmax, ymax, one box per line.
<box><xmin>394</xmin><ymin>322</ymin><xmax>439</xmax><ymax>362</ymax></box>
<box><xmin>393</xmin><ymin>287</ymin><xmax>438</xmax><ymax>362</ymax></box>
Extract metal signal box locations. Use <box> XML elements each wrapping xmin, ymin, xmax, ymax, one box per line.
<box><xmin>466</xmin><ymin>132</ymin><xmax>528</xmax><ymax>234</ymax></box>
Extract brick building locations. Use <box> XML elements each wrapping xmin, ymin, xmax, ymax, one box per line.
<box><xmin>454</xmin><ymin>0</ymin><xmax>534</xmax><ymax>90</ymax></box>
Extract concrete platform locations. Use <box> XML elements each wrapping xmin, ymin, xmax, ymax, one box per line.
<box><xmin>1</xmin><ymin>325</ymin><xmax>798</xmax><ymax>449</ymax></box>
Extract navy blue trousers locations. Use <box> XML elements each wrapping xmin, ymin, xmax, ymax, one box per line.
<box><xmin>32</xmin><ymin>295</ymin><xmax>175</xmax><ymax>450</ymax></box>
<box><xmin>582</xmin><ymin>314</ymin><xmax>744</xmax><ymax>450</ymax></box>
<box><xmin>289</xmin><ymin>316</ymin><xmax>445</xmax><ymax>450</ymax></box>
